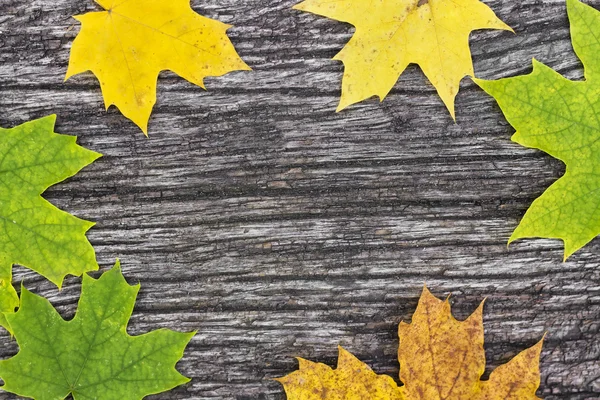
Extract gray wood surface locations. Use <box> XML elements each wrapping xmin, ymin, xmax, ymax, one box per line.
<box><xmin>0</xmin><ymin>0</ymin><xmax>599</xmax><ymax>398</ymax></box>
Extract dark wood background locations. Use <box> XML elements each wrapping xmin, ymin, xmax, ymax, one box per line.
<box><xmin>0</xmin><ymin>0</ymin><xmax>599</xmax><ymax>398</ymax></box>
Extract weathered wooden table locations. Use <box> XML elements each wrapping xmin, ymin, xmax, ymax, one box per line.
<box><xmin>0</xmin><ymin>0</ymin><xmax>599</xmax><ymax>398</ymax></box>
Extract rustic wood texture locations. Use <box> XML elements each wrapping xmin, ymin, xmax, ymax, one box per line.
<box><xmin>0</xmin><ymin>0</ymin><xmax>599</xmax><ymax>398</ymax></box>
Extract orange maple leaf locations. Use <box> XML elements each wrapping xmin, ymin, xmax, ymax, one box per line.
<box><xmin>277</xmin><ymin>287</ymin><xmax>543</xmax><ymax>399</ymax></box>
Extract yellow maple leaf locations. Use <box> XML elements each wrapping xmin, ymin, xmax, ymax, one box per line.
<box><xmin>66</xmin><ymin>0</ymin><xmax>251</xmax><ymax>135</ymax></box>
<box><xmin>277</xmin><ymin>287</ymin><xmax>543</xmax><ymax>399</ymax></box>
<box><xmin>293</xmin><ymin>0</ymin><xmax>513</xmax><ymax>117</ymax></box>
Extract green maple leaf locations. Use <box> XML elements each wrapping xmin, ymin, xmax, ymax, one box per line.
<box><xmin>475</xmin><ymin>0</ymin><xmax>600</xmax><ymax>259</ymax></box>
<box><xmin>0</xmin><ymin>115</ymin><xmax>101</xmax><ymax>330</ymax></box>
<box><xmin>0</xmin><ymin>262</ymin><xmax>194</xmax><ymax>399</ymax></box>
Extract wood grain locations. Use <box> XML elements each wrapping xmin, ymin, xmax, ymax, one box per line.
<box><xmin>0</xmin><ymin>0</ymin><xmax>599</xmax><ymax>398</ymax></box>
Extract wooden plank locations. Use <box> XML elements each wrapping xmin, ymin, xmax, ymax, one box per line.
<box><xmin>0</xmin><ymin>0</ymin><xmax>599</xmax><ymax>398</ymax></box>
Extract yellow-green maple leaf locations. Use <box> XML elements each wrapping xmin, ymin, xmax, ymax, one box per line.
<box><xmin>0</xmin><ymin>116</ymin><xmax>101</xmax><ymax>332</ymax></box>
<box><xmin>294</xmin><ymin>0</ymin><xmax>512</xmax><ymax>117</ymax></box>
<box><xmin>475</xmin><ymin>0</ymin><xmax>600</xmax><ymax>259</ymax></box>
<box><xmin>66</xmin><ymin>0</ymin><xmax>251</xmax><ymax>135</ymax></box>
<box><xmin>277</xmin><ymin>287</ymin><xmax>543</xmax><ymax>399</ymax></box>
